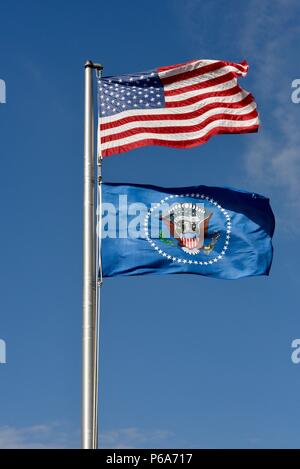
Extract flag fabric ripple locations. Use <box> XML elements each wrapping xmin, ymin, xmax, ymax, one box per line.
<box><xmin>101</xmin><ymin>183</ymin><xmax>274</xmax><ymax>280</ymax></box>
<box><xmin>98</xmin><ymin>59</ymin><xmax>259</xmax><ymax>157</ymax></box>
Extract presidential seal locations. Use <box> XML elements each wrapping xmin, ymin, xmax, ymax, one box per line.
<box><xmin>161</xmin><ymin>202</ymin><xmax>220</xmax><ymax>255</ymax></box>
<box><xmin>143</xmin><ymin>193</ymin><xmax>231</xmax><ymax>267</ymax></box>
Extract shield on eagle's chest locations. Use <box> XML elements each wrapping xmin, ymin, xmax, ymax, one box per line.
<box><xmin>161</xmin><ymin>202</ymin><xmax>212</xmax><ymax>255</ymax></box>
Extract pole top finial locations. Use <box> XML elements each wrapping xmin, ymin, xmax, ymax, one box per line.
<box><xmin>84</xmin><ymin>60</ymin><xmax>103</xmax><ymax>71</ymax></box>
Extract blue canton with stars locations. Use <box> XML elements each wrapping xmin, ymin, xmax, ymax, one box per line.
<box><xmin>97</xmin><ymin>70</ymin><xmax>165</xmax><ymax>117</ymax></box>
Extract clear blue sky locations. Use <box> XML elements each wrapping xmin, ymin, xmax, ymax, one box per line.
<box><xmin>0</xmin><ymin>0</ymin><xmax>300</xmax><ymax>449</ymax></box>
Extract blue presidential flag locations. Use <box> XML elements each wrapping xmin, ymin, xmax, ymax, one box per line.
<box><xmin>101</xmin><ymin>183</ymin><xmax>275</xmax><ymax>280</ymax></box>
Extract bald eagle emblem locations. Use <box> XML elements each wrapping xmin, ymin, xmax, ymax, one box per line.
<box><xmin>161</xmin><ymin>202</ymin><xmax>220</xmax><ymax>255</ymax></box>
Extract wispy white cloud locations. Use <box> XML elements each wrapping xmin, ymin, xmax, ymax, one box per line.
<box><xmin>0</xmin><ymin>423</ymin><xmax>173</xmax><ymax>449</ymax></box>
<box><xmin>100</xmin><ymin>427</ymin><xmax>174</xmax><ymax>449</ymax></box>
<box><xmin>0</xmin><ymin>422</ymin><xmax>174</xmax><ymax>449</ymax></box>
<box><xmin>173</xmin><ymin>0</ymin><xmax>300</xmax><ymax>233</ymax></box>
<box><xmin>0</xmin><ymin>423</ymin><xmax>78</xmax><ymax>449</ymax></box>
<box><xmin>240</xmin><ymin>0</ymin><xmax>300</xmax><ymax>232</ymax></box>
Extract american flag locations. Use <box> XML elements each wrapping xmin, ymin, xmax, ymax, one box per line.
<box><xmin>97</xmin><ymin>59</ymin><xmax>259</xmax><ymax>157</ymax></box>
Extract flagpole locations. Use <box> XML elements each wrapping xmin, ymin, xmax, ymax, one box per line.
<box><xmin>93</xmin><ymin>66</ymin><xmax>103</xmax><ymax>449</ymax></box>
<box><xmin>82</xmin><ymin>59</ymin><xmax>102</xmax><ymax>450</ymax></box>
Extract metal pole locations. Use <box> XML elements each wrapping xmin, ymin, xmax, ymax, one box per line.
<box><xmin>93</xmin><ymin>65</ymin><xmax>103</xmax><ymax>449</ymax></box>
<box><xmin>82</xmin><ymin>60</ymin><xmax>96</xmax><ymax>449</ymax></box>
<box><xmin>82</xmin><ymin>59</ymin><xmax>103</xmax><ymax>450</ymax></box>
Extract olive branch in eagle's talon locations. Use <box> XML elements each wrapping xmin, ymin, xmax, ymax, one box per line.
<box><xmin>159</xmin><ymin>230</ymin><xmax>177</xmax><ymax>246</ymax></box>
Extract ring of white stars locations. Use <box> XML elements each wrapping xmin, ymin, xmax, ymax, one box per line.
<box><xmin>143</xmin><ymin>193</ymin><xmax>231</xmax><ymax>266</ymax></box>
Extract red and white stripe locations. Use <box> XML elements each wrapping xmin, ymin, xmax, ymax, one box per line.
<box><xmin>99</xmin><ymin>59</ymin><xmax>259</xmax><ymax>157</ymax></box>
<box><xmin>180</xmin><ymin>236</ymin><xmax>199</xmax><ymax>250</ymax></box>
